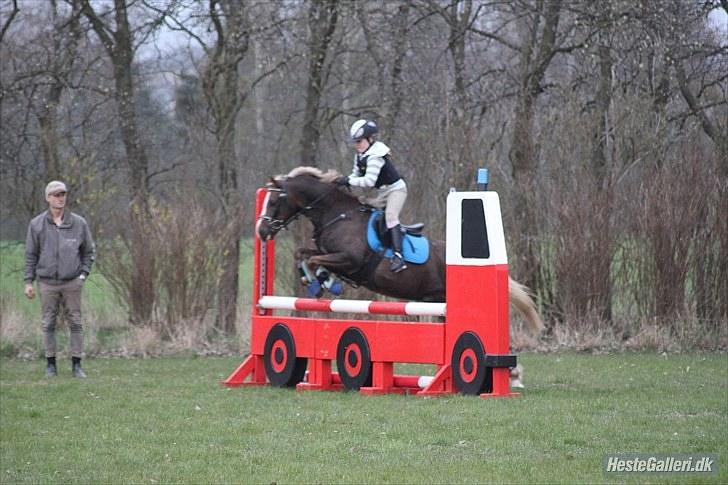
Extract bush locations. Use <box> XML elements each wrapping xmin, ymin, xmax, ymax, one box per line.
<box><xmin>96</xmin><ymin>193</ymin><xmax>244</xmax><ymax>339</ymax></box>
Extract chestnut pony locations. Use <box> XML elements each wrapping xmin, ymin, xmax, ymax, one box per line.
<box><xmin>257</xmin><ymin>167</ymin><xmax>543</xmax><ymax>334</ymax></box>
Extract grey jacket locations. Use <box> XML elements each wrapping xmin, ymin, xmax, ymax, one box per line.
<box><xmin>24</xmin><ymin>210</ymin><xmax>96</xmax><ymax>283</ymax></box>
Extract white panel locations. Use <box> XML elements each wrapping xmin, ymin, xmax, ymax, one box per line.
<box><xmin>404</xmin><ymin>302</ymin><xmax>446</xmax><ymax>316</ymax></box>
<box><xmin>330</xmin><ymin>299</ymin><xmax>372</xmax><ymax>313</ymax></box>
<box><xmin>258</xmin><ymin>296</ymin><xmax>297</xmax><ymax>310</ymax></box>
<box><xmin>446</xmin><ymin>192</ymin><xmax>508</xmax><ymax>266</ymax></box>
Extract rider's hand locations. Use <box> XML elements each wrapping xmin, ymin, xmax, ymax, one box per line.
<box><xmin>335</xmin><ymin>176</ymin><xmax>350</xmax><ymax>187</ymax></box>
<box><xmin>24</xmin><ymin>283</ymin><xmax>35</xmax><ymax>299</ymax></box>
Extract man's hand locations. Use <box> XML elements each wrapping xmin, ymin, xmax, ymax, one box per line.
<box><xmin>24</xmin><ymin>283</ymin><xmax>35</xmax><ymax>299</ymax></box>
<box><xmin>335</xmin><ymin>176</ymin><xmax>350</xmax><ymax>187</ymax></box>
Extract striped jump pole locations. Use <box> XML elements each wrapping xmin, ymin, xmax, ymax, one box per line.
<box><xmin>258</xmin><ymin>296</ymin><xmax>446</xmax><ymax>317</ymax></box>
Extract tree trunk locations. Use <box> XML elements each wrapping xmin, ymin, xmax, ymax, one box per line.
<box><xmin>201</xmin><ymin>0</ymin><xmax>249</xmax><ymax>334</ymax></box>
<box><xmin>299</xmin><ymin>0</ymin><xmax>338</xmax><ymax>165</ymax></box>
<box><xmin>82</xmin><ymin>0</ymin><xmax>154</xmax><ymax>324</ymax></box>
<box><xmin>216</xmin><ymin>120</ymin><xmax>241</xmax><ymax>334</ymax></box>
<box><xmin>509</xmin><ymin>0</ymin><xmax>562</xmax><ymax>294</ymax></box>
<box><xmin>384</xmin><ymin>2</ymin><xmax>410</xmax><ymax>139</ymax></box>
<box><xmin>38</xmin><ymin>78</ymin><xmax>63</xmax><ymax>181</ymax></box>
<box><xmin>38</xmin><ymin>0</ymin><xmax>82</xmax><ymax>181</ymax></box>
<box><xmin>446</xmin><ymin>0</ymin><xmax>475</xmax><ymax>191</ymax></box>
<box><xmin>589</xmin><ymin>16</ymin><xmax>614</xmax><ymax>323</ymax></box>
<box><xmin>509</xmin><ymin>93</ymin><xmax>539</xmax><ymax>292</ymax></box>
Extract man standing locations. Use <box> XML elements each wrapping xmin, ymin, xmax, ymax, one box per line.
<box><xmin>24</xmin><ymin>181</ymin><xmax>96</xmax><ymax>378</ymax></box>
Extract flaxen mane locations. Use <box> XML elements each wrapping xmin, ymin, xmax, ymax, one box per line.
<box><xmin>287</xmin><ymin>166</ymin><xmax>341</xmax><ymax>183</ymax></box>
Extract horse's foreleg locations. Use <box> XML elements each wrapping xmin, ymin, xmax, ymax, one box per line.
<box><xmin>295</xmin><ymin>247</ymin><xmax>321</xmax><ymax>260</ymax></box>
<box><xmin>293</xmin><ymin>248</ymin><xmax>323</xmax><ymax>286</ymax></box>
<box><xmin>307</xmin><ymin>252</ymin><xmax>360</xmax><ymax>275</ymax></box>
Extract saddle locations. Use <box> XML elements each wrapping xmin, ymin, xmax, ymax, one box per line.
<box><xmin>374</xmin><ymin>212</ymin><xmax>425</xmax><ymax>239</ymax></box>
<box><xmin>366</xmin><ymin>211</ymin><xmax>429</xmax><ymax>264</ymax></box>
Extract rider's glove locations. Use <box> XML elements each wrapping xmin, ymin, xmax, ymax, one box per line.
<box><xmin>335</xmin><ymin>176</ymin><xmax>350</xmax><ymax>187</ymax></box>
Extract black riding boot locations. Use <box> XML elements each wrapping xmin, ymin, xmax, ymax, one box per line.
<box><xmin>389</xmin><ymin>225</ymin><xmax>407</xmax><ymax>273</ymax></box>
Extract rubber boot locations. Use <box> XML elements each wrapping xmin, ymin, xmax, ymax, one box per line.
<box><xmin>46</xmin><ymin>356</ymin><xmax>57</xmax><ymax>377</ymax></box>
<box><xmin>72</xmin><ymin>357</ymin><xmax>87</xmax><ymax>378</ymax></box>
<box><xmin>389</xmin><ymin>226</ymin><xmax>407</xmax><ymax>273</ymax></box>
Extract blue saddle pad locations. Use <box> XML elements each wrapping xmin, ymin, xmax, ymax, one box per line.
<box><xmin>366</xmin><ymin>211</ymin><xmax>429</xmax><ymax>264</ymax></box>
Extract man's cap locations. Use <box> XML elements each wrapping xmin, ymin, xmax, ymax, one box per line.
<box><xmin>45</xmin><ymin>181</ymin><xmax>67</xmax><ymax>198</ymax></box>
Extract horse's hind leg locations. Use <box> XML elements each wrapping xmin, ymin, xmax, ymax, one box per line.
<box><xmin>510</xmin><ymin>364</ymin><xmax>525</xmax><ymax>389</ymax></box>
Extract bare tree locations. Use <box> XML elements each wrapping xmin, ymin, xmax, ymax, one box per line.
<box><xmin>299</xmin><ymin>0</ymin><xmax>339</xmax><ymax>165</ymax></box>
<box><xmin>0</xmin><ymin>0</ymin><xmax>106</xmax><ymax>228</ymax></box>
<box><xmin>508</xmin><ymin>0</ymin><xmax>563</xmax><ymax>294</ymax></box>
<box><xmin>581</xmin><ymin>2</ymin><xmax>617</xmax><ymax>323</ymax></box>
<box><xmin>80</xmin><ymin>0</ymin><xmax>168</xmax><ymax>324</ymax></box>
<box><xmin>0</xmin><ymin>0</ymin><xmax>19</xmax><ymax>47</ymax></box>
<box><xmin>200</xmin><ymin>0</ymin><xmax>249</xmax><ymax>333</ymax></box>
<box><xmin>353</xmin><ymin>1</ymin><xmax>412</xmax><ymax>137</ymax></box>
<box><xmin>662</xmin><ymin>1</ymin><xmax>727</xmax><ymax>323</ymax></box>
<box><xmin>160</xmin><ymin>0</ymin><xmax>291</xmax><ymax>333</ymax></box>
<box><xmin>426</xmin><ymin>0</ymin><xmax>472</xmax><ymax>119</ymax></box>
<box><xmin>671</xmin><ymin>11</ymin><xmax>728</xmax><ymax>176</ymax></box>
<box><xmin>37</xmin><ymin>0</ymin><xmax>83</xmax><ymax>180</ymax></box>
<box><xmin>421</xmin><ymin>0</ymin><xmax>481</xmax><ymax>190</ymax></box>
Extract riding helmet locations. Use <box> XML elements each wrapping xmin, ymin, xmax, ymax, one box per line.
<box><xmin>350</xmin><ymin>119</ymin><xmax>378</xmax><ymax>141</ymax></box>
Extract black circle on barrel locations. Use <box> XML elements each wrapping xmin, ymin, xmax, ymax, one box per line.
<box><xmin>263</xmin><ymin>323</ymin><xmax>307</xmax><ymax>387</ymax></box>
<box><xmin>336</xmin><ymin>327</ymin><xmax>372</xmax><ymax>391</ymax></box>
<box><xmin>451</xmin><ymin>331</ymin><xmax>491</xmax><ymax>395</ymax></box>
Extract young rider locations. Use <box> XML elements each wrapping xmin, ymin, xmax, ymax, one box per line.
<box><xmin>337</xmin><ymin>119</ymin><xmax>408</xmax><ymax>272</ymax></box>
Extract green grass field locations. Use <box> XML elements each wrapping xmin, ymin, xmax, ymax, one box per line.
<box><xmin>1</xmin><ymin>353</ymin><xmax>726</xmax><ymax>483</ymax></box>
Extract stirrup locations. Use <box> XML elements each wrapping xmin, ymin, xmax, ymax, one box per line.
<box><xmin>390</xmin><ymin>253</ymin><xmax>407</xmax><ymax>273</ymax></box>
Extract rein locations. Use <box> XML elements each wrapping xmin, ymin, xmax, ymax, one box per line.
<box><xmin>259</xmin><ymin>183</ymin><xmax>340</xmax><ymax>235</ymax></box>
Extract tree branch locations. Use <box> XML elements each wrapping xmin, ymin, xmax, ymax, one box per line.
<box><xmin>79</xmin><ymin>0</ymin><xmax>116</xmax><ymax>55</ymax></box>
<box><xmin>0</xmin><ymin>0</ymin><xmax>19</xmax><ymax>46</ymax></box>
<box><xmin>675</xmin><ymin>60</ymin><xmax>724</xmax><ymax>148</ymax></box>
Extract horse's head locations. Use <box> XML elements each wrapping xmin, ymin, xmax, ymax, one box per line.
<box><xmin>257</xmin><ymin>166</ymin><xmax>348</xmax><ymax>241</ymax></box>
<box><xmin>256</xmin><ymin>176</ymin><xmax>300</xmax><ymax>241</ymax></box>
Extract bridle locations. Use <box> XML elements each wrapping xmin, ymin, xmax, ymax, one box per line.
<box><xmin>258</xmin><ymin>182</ymin><xmax>339</xmax><ymax>236</ymax></box>
<box><xmin>257</xmin><ymin>187</ymin><xmax>294</xmax><ymax>234</ymax></box>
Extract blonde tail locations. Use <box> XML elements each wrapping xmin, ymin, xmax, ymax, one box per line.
<box><xmin>508</xmin><ymin>276</ymin><xmax>544</xmax><ymax>334</ymax></box>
